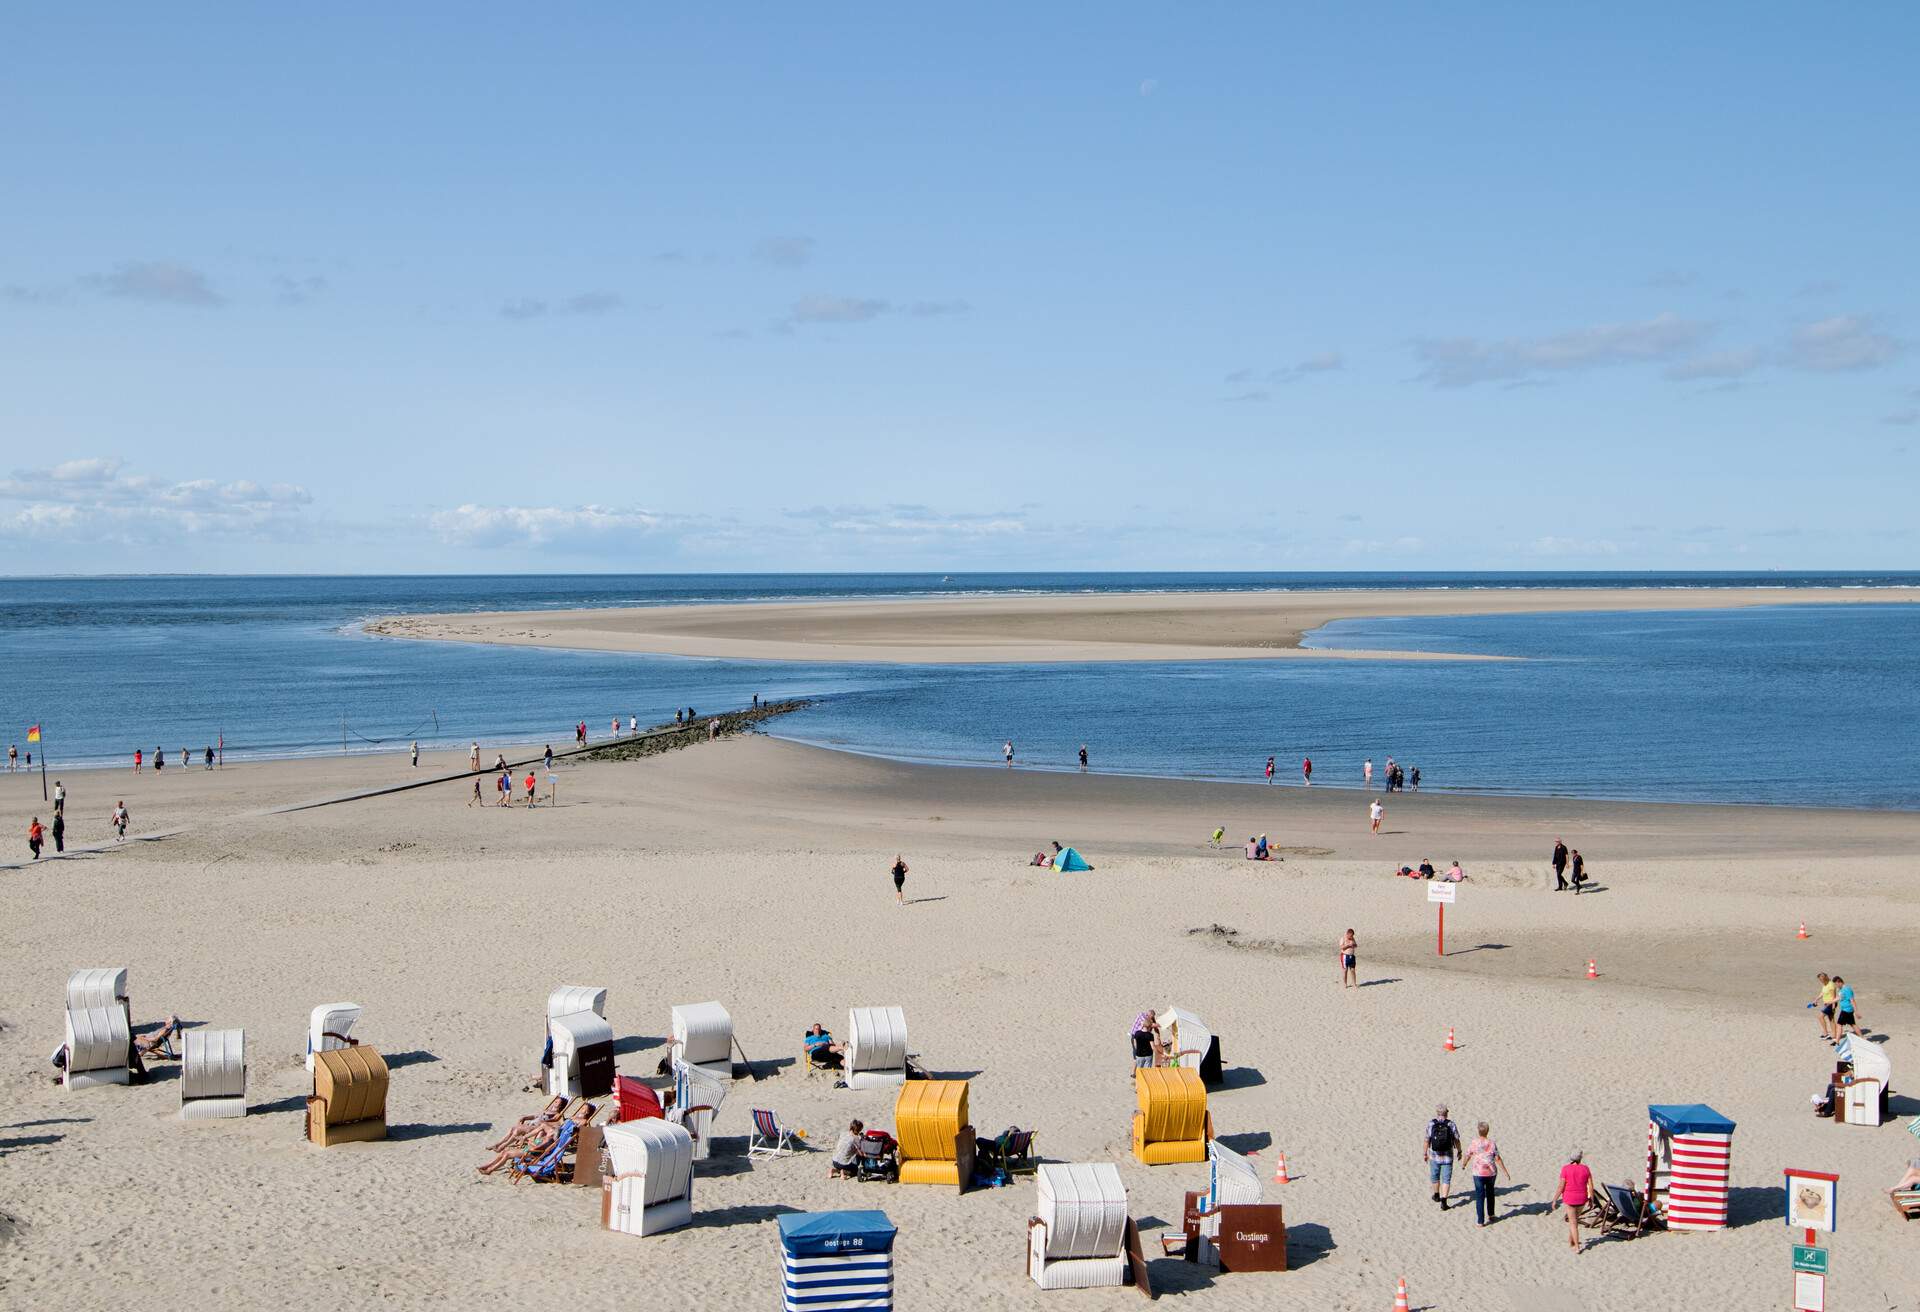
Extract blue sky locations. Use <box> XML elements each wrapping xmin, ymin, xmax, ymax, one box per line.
<box><xmin>2</xmin><ymin>5</ymin><xmax>1914</xmax><ymax>572</ymax></box>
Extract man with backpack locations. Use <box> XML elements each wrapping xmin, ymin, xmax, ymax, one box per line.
<box><xmin>1424</xmin><ymin>1104</ymin><xmax>1462</xmax><ymax>1209</ymax></box>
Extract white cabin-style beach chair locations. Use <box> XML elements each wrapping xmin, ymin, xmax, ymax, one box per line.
<box><xmin>1029</xmin><ymin>1163</ymin><xmax>1133</xmax><ymax>1290</ymax></box>
<box><xmin>180</xmin><ymin>1028</ymin><xmax>247</xmax><ymax>1119</ymax></box>
<box><xmin>306</xmin><ymin>1003</ymin><xmax>362</xmax><ymax>1072</ymax></box>
<box><xmin>670</xmin><ymin>1001</ymin><xmax>734</xmax><ymax>1081</ymax></box>
<box><xmin>547</xmin><ymin>1011</ymin><xmax>616</xmax><ymax>1100</ymax></box>
<box><xmin>604</xmin><ymin>1118</ymin><xmax>695</xmax><ymax>1236</ymax></box>
<box><xmin>670</xmin><ymin>1058</ymin><xmax>730</xmax><ymax>1161</ymax></box>
<box><xmin>62</xmin><ymin>968</ymin><xmax>133</xmax><ymax>1090</ymax></box>
<box><xmin>1162</xmin><ymin>1005</ymin><xmax>1224</xmax><ymax>1086</ymax></box>
<box><xmin>845</xmin><ymin>1006</ymin><xmax>909</xmax><ymax>1091</ymax></box>
<box><xmin>547</xmin><ymin>985</ymin><xmax>607</xmax><ymax>1020</ymax></box>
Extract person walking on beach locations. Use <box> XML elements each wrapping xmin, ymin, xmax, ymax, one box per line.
<box><xmin>470</xmin><ymin>741</ymin><xmax>480</xmax><ymax>772</ymax></box>
<box><xmin>1464</xmin><ymin>1123</ymin><xmax>1510</xmax><ymax>1226</ymax></box>
<box><xmin>1424</xmin><ymin>1105</ymin><xmax>1461</xmax><ymax>1209</ymax></box>
<box><xmin>1556</xmin><ymin>1150</ymin><xmax>1593</xmax><ymax>1251</ymax></box>
<box><xmin>468</xmin><ymin>776</ymin><xmax>482</xmax><ymax>807</ymax></box>
<box><xmin>53</xmin><ymin>779</ymin><xmax>65</xmax><ymax>816</ymax></box>
<box><xmin>51</xmin><ymin>810</ymin><xmax>64</xmax><ymax>853</ymax></box>
<box><xmin>1812</xmin><ymin>973</ymin><xmax>1838</xmax><ymax>1043</ymax></box>
<box><xmin>1369</xmin><ymin>799</ymin><xmax>1384</xmax><ymax>834</ymax></box>
<box><xmin>1834</xmin><ymin>977</ymin><xmax>1860</xmax><ymax>1038</ymax></box>
<box><xmin>1078</xmin><ymin>745</ymin><xmax>1089</xmax><ymax>772</ymax></box>
<box><xmin>1384</xmin><ymin>756</ymin><xmax>1395</xmax><ymax>792</ymax></box>
<box><xmin>1410</xmin><ymin>765</ymin><xmax>1421</xmax><ymax>791</ymax></box>
<box><xmin>205</xmin><ymin>744</ymin><xmax>214</xmax><ymax>769</ymax></box>
<box><xmin>1569</xmin><ymin>848</ymin><xmax>1586</xmax><ymax>894</ymax></box>
<box><xmin>7</xmin><ymin>743</ymin><xmax>15</xmax><ymax>772</ymax></box>
<box><xmin>1364</xmin><ymin>758</ymin><xmax>1373</xmax><ymax>789</ymax></box>
<box><xmin>27</xmin><ymin>817</ymin><xmax>44</xmax><ymax>860</ymax></box>
<box><xmin>1130</xmin><ymin>1010</ymin><xmax>1160</xmax><ymax>1069</ymax></box>
<box><xmin>1302</xmin><ymin>756</ymin><xmax>1312</xmax><ymax>785</ymax></box>
<box><xmin>1338</xmin><ymin>928</ymin><xmax>1358</xmax><ymax>988</ymax></box>
<box><xmin>155</xmin><ymin>747</ymin><xmax>164</xmax><ymax>773</ymax></box>
<box><xmin>133</xmin><ymin>748</ymin><xmax>142</xmax><ymax>774</ymax></box>
<box><xmin>1265</xmin><ymin>755</ymin><xmax>1275</xmax><ymax>784</ymax></box>
<box><xmin>1003</xmin><ymin>740</ymin><xmax>1014</xmax><ymax>768</ymax></box>
<box><xmin>1551</xmin><ymin>838</ymin><xmax>1569</xmax><ymax>890</ymax></box>
<box><xmin>524</xmin><ymin>771</ymin><xmax>537</xmax><ymax>806</ymax></box>
<box><xmin>543</xmin><ymin>744</ymin><xmax>554</xmax><ymax>771</ymax></box>
<box><xmin>111</xmin><ymin>801</ymin><xmax>129</xmax><ymax>841</ymax></box>
<box><xmin>410</xmin><ymin>741</ymin><xmax>419</xmax><ymax>768</ymax></box>
<box><xmin>497</xmin><ymin>770</ymin><xmax>511</xmax><ymax>806</ymax></box>
<box><xmin>629</xmin><ymin>715</ymin><xmax>637</xmax><ymax>734</ymax></box>
<box><xmin>890</xmin><ymin>854</ymin><xmax>909</xmax><ymax>904</ymax></box>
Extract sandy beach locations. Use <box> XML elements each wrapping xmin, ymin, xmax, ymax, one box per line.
<box><xmin>3</xmin><ymin>735</ymin><xmax>1916</xmax><ymax>1311</ymax></box>
<box><xmin>365</xmin><ymin>586</ymin><xmax>1920</xmax><ymax>663</ymax></box>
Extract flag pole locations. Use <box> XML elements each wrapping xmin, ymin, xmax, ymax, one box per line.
<box><xmin>40</xmin><ymin>730</ymin><xmax>48</xmax><ymax>802</ymax></box>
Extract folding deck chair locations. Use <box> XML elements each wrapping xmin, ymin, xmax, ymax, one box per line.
<box><xmin>747</xmin><ymin>1108</ymin><xmax>799</xmax><ymax>1159</ymax></box>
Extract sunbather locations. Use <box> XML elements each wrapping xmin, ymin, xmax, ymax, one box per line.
<box><xmin>804</xmin><ymin>1023</ymin><xmax>845</xmax><ymax>1071</ymax></box>
<box><xmin>1894</xmin><ymin>1158</ymin><xmax>1920</xmax><ymax>1193</ymax></box>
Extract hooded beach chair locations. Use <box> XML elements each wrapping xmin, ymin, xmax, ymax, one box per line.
<box><xmin>548</xmin><ymin>985</ymin><xmax>607</xmax><ymax>1020</ymax></box>
<box><xmin>616</xmin><ymin>1074</ymin><xmax>665</xmax><ymax>1123</ymax></box>
<box><xmin>546</xmin><ymin>1009</ymin><xmax>615</xmax><ymax>1100</ymax></box>
<box><xmin>603</xmin><ymin>1118</ymin><xmax>695</xmax><ymax>1235</ymax></box>
<box><xmin>179</xmin><ymin>1028</ymin><xmax>247</xmax><ymax>1119</ymax></box>
<box><xmin>1178</xmin><ymin>1140</ymin><xmax>1288</xmax><ymax>1271</ymax></box>
<box><xmin>895</xmin><ymin>1080</ymin><xmax>975</xmax><ymax>1189</ymax></box>
<box><xmin>510</xmin><ymin>1115</ymin><xmax>581</xmax><ymax>1182</ymax></box>
<box><xmin>671</xmin><ymin>1058</ymin><xmax>730</xmax><ymax>1161</ymax></box>
<box><xmin>1028</xmin><ymin>1163</ymin><xmax>1138</xmax><ymax>1290</ymax></box>
<box><xmin>1162</xmin><ymin>1005</ymin><xmax>1224</xmax><ymax>1086</ymax></box>
<box><xmin>62</xmin><ymin>968</ymin><xmax>133</xmax><ymax>1090</ymax></box>
<box><xmin>307</xmin><ymin>1046</ymin><xmax>388</xmax><ymax>1146</ymax></box>
<box><xmin>670</xmin><ymin>1001</ymin><xmax>734</xmax><ymax>1081</ymax></box>
<box><xmin>778</xmin><ymin>1211</ymin><xmax>897</xmax><ymax>1312</ymax></box>
<box><xmin>748</xmin><ymin>1108</ymin><xmax>800</xmax><ymax>1159</ymax></box>
<box><xmin>1132</xmin><ymin>1067</ymin><xmax>1209</xmax><ymax>1164</ymax></box>
<box><xmin>844</xmin><ymin>1006</ymin><xmax>909</xmax><ymax>1091</ymax></box>
<box><xmin>306</xmin><ymin>1002</ymin><xmax>362</xmax><ymax>1072</ymax></box>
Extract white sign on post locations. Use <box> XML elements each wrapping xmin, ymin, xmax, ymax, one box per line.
<box><xmin>1793</xmin><ymin>1271</ymin><xmax>1825</xmax><ymax>1312</ymax></box>
<box><xmin>1427</xmin><ymin>883</ymin><xmax>1456</xmax><ymax>904</ymax></box>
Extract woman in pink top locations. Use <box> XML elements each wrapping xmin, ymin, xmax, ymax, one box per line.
<box><xmin>1464</xmin><ymin>1122</ymin><xmax>1509</xmax><ymax>1226</ymax></box>
<box><xmin>1557</xmin><ymin>1150</ymin><xmax>1593</xmax><ymax>1251</ymax></box>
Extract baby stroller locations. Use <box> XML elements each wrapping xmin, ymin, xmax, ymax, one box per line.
<box><xmin>854</xmin><ymin>1130</ymin><xmax>899</xmax><ymax>1182</ymax></box>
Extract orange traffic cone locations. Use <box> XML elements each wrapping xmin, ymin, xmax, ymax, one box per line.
<box><xmin>1444</xmin><ymin>1026</ymin><xmax>1456</xmax><ymax>1052</ymax></box>
<box><xmin>1392</xmin><ymin>1275</ymin><xmax>1409</xmax><ymax>1311</ymax></box>
<box><xmin>1273</xmin><ymin>1151</ymin><xmax>1290</xmax><ymax>1184</ymax></box>
<box><xmin>1586</xmin><ymin>958</ymin><xmax>1598</xmax><ymax>980</ymax></box>
<box><xmin>1797</xmin><ymin>921</ymin><xmax>1810</xmax><ymax>940</ymax></box>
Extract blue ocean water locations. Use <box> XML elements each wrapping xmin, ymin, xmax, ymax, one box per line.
<box><xmin>0</xmin><ymin>573</ymin><xmax>1915</xmax><ymax>809</ymax></box>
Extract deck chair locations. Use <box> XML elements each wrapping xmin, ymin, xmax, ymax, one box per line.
<box><xmin>747</xmin><ymin>1108</ymin><xmax>799</xmax><ymax>1159</ymax></box>
<box><xmin>510</xmin><ymin>1112</ymin><xmax>585</xmax><ymax>1183</ymax></box>
<box><xmin>136</xmin><ymin>1014</ymin><xmax>184</xmax><ymax>1062</ymax></box>
<box><xmin>977</xmin><ymin>1126</ymin><xmax>1038</xmax><ymax>1177</ymax></box>
<box><xmin>1588</xmin><ymin>1181</ymin><xmax>1658</xmax><ymax>1237</ymax></box>
<box><xmin>1891</xmin><ymin>1189</ymin><xmax>1920</xmax><ymax>1221</ymax></box>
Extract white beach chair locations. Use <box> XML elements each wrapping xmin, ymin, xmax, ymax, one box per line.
<box><xmin>547</xmin><ymin>1009</ymin><xmax>616</xmax><ymax>1100</ymax></box>
<box><xmin>306</xmin><ymin>1003</ymin><xmax>362</xmax><ymax>1072</ymax></box>
<box><xmin>670</xmin><ymin>1058</ymin><xmax>730</xmax><ymax>1161</ymax></box>
<box><xmin>670</xmin><ymin>1001</ymin><xmax>734</xmax><ymax>1081</ymax></box>
<box><xmin>1029</xmin><ymin>1163</ymin><xmax>1131</xmax><ymax>1290</ymax></box>
<box><xmin>62</xmin><ymin>968</ymin><xmax>132</xmax><ymax>1090</ymax></box>
<box><xmin>547</xmin><ymin>985</ymin><xmax>607</xmax><ymax>1020</ymax></box>
<box><xmin>180</xmin><ymin>1028</ymin><xmax>247</xmax><ymax>1120</ymax></box>
<box><xmin>1162</xmin><ymin>1004</ymin><xmax>1223</xmax><ymax>1086</ymax></box>
<box><xmin>844</xmin><ymin>1006</ymin><xmax>909</xmax><ymax>1091</ymax></box>
<box><xmin>604</xmin><ymin>1118</ymin><xmax>695</xmax><ymax>1236</ymax></box>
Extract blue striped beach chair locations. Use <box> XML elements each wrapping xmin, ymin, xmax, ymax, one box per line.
<box><xmin>778</xmin><ymin>1210</ymin><xmax>896</xmax><ymax>1311</ymax></box>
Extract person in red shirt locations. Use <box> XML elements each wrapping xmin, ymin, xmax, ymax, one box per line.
<box><xmin>1302</xmin><ymin>756</ymin><xmax>1313</xmax><ymax>785</ymax></box>
<box><xmin>27</xmin><ymin>817</ymin><xmax>44</xmax><ymax>859</ymax></box>
<box><xmin>1557</xmin><ymin>1150</ymin><xmax>1593</xmax><ymax>1251</ymax></box>
<box><xmin>134</xmin><ymin>748</ymin><xmax>143</xmax><ymax>774</ymax></box>
<box><xmin>524</xmin><ymin>772</ymin><xmax>537</xmax><ymax>806</ymax></box>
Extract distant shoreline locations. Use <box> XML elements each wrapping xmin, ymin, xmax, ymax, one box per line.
<box><xmin>362</xmin><ymin>585</ymin><xmax>1920</xmax><ymax>665</ymax></box>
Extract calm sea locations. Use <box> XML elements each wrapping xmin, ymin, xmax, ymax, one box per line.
<box><xmin>1</xmin><ymin>572</ymin><xmax>1916</xmax><ymax>809</ymax></box>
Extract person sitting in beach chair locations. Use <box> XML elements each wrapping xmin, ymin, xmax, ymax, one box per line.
<box><xmin>976</xmin><ymin>1125</ymin><xmax>1038</xmax><ymax>1178</ymax></box>
<box><xmin>135</xmin><ymin>1014</ymin><xmax>184</xmax><ymax>1064</ymax></box>
<box><xmin>804</xmin><ymin>1023</ymin><xmax>845</xmax><ymax>1075</ymax></box>
<box><xmin>1891</xmin><ymin>1159</ymin><xmax>1920</xmax><ymax>1220</ymax></box>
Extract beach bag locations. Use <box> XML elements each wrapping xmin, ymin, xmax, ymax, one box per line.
<box><xmin>1428</xmin><ymin>1119</ymin><xmax>1456</xmax><ymax>1155</ymax></box>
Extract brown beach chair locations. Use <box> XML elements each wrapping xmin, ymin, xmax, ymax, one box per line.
<box><xmin>1893</xmin><ymin>1189</ymin><xmax>1920</xmax><ymax>1221</ymax></box>
<box><xmin>135</xmin><ymin>1014</ymin><xmax>184</xmax><ymax>1062</ymax></box>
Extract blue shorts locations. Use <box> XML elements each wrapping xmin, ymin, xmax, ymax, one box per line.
<box><xmin>1428</xmin><ymin>1158</ymin><xmax>1454</xmax><ymax>1186</ymax></box>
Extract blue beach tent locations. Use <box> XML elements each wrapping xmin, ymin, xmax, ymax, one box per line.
<box><xmin>779</xmin><ymin>1210</ymin><xmax>897</xmax><ymax>1311</ymax></box>
<box><xmin>1054</xmin><ymin>847</ymin><xmax>1092</xmax><ymax>872</ymax></box>
<box><xmin>1647</xmin><ymin>1104</ymin><xmax>1736</xmax><ymax>1135</ymax></box>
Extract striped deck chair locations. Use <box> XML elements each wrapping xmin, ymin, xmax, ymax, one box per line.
<box><xmin>1894</xmin><ymin>1189</ymin><xmax>1920</xmax><ymax>1221</ymax></box>
<box><xmin>748</xmin><ymin>1109</ymin><xmax>798</xmax><ymax>1159</ymax></box>
<box><xmin>510</xmin><ymin>1112</ymin><xmax>587</xmax><ymax>1183</ymax></box>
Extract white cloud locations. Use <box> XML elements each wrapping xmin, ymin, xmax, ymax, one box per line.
<box><xmin>84</xmin><ymin>261</ymin><xmax>225</xmax><ymax>306</ymax></box>
<box><xmin>789</xmin><ymin>295</ymin><xmax>890</xmax><ymax>325</ymax></box>
<box><xmin>753</xmin><ymin>236</ymin><xmax>816</xmax><ymax>269</ymax></box>
<box><xmin>1664</xmin><ymin>347</ymin><xmax>1763</xmax><ymax>381</ymax></box>
<box><xmin>1784</xmin><ymin>314</ymin><xmax>1900</xmax><ymax>372</ymax></box>
<box><xmin>1882</xmin><ymin>408</ymin><xmax>1919</xmax><ymax>427</ymax></box>
<box><xmin>0</xmin><ymin>457</ymin><xmax>311</xmax><ymax>543</ymax></box>
<box><xmin>429</xmin><ymin>504</ymin><xmax>673</xmax><ymax>551</ymax></box>
<box><xmin>273</xmin><ymin>274</ymin><xmax>328</xmax><ymax>306</ymax></box>
<box><xmin>1225</xmin><ymin>351</ymin><xmax>1345</xmax><ymax>388</ymax></box>
<box><xmin>1528</xmin><ymin>535</ymin><xmax>1622</xmax><ymax>557</ymax></box>
<box><xmin>1414</xmin><ymin>313</ymin><xmax>1710</xmax><ymax>387</ymax></box>
<box><xmin>500</xmin><ymin>292</ymin><xmax>624</xmax><ymax>322</ymax></box>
